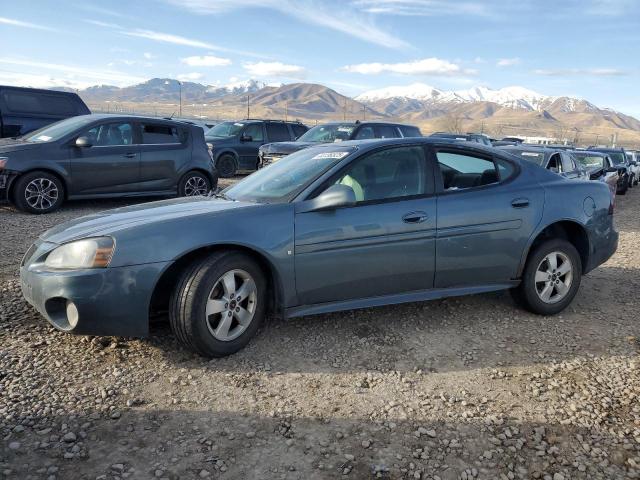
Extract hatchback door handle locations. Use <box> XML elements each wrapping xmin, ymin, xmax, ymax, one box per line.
<box><xmin>402</xmin><ymin>211</ymin><xmax>428</xmax><ymax>223</ymax></box>
<box><xmin>511</xmin><ymin>198</ymin><xmax>529</xmax><ymax>208</ymax></box>
<box><xmin>123</xmin><ymin>153</ymin><xmax>136</xmax><ymax>158</ymax></box>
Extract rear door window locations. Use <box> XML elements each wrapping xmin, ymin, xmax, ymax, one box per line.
<box><xmin>436</xmin><ymin>151</ymin><xmax>500</xmax><ymax>190</ymax></box>
<box><xmin>374</xmin><ymin>125</ymin><xmax>400</xmax><ymax>139</ymax></box>
<box><xmin>291</xmin><ymin>124</ymin><xmax>307</xmax><ymax>139</ymax></box>
<box><xmin>265</xmin><ymin>123</ymin><xmax>290</xmax><ymax>142</ymax></box>
<box><xmin>399</xmin><ymin>125</ymin><xmax>421</xmax><ymax>137</ymax></box>
<box><xmin>141</xmin><ymin>124</ymin><xmax>185</xmax><ymax>144</ymax></box>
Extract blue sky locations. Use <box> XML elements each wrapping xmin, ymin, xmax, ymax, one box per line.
<box><xmin>1</xmin><ymin>0</ymin><xmax>639</xmax><ymax>115</ymax></box>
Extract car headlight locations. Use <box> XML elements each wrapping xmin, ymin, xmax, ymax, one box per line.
<box><xmin>45</xmin><ymin>237</ymin><xmax>115</xmax><ymax>269</ymax></box>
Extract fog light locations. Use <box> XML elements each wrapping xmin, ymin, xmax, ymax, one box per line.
<box><xmin>66</xmin><ymin>300</ymin><xmax>79</xmax><ymax>328</ymax></box>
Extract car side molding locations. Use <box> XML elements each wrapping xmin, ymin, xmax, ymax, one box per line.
<box><xmin>284</xmin><ymin>282</ymin><xmax>520</xmax><ymax>319</ymax></box>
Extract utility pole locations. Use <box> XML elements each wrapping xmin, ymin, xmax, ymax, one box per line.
<box><xmin>343</xmin><ymin>97</ymin><xmax>347</xmax><ymax>121</ymax></box>
<box><xmin>246</xmin><ymin>95</ymin><xmax>250</xmax><ymax>119</ymax></box>
<box><xmin>285</xmin><ymin>101</ymin><xmax>288</xmax><ymax>122</ymax></box>
<box><xmin>179</xmin><ymin>81</ymin><xmax>182</xmax><ymax>117</ymax></box>
<box><xmin>362</xmin><ymin>104</ymin><xmax>366</xmax><ymax>121</ymax></box>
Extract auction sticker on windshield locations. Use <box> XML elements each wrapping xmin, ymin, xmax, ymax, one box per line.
<box><xmin>312</xmin><ymin>152</ymin><xmax>350</xmax><ymax>160</ymax></box>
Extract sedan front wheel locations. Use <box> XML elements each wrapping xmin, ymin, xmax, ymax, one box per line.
<box><xmin>169</xmin><ymin>251</ymin><xmax>266</xmax><ymax>357</ymax></box>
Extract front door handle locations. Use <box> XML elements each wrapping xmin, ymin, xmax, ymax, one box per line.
<box><xmin>511</xmin><ymin>198</ymin><xmax>529</xmax><ymax>208</ymax></box>
<box><xmin>123</xmin><ymin>153</ymin><xmax>136</xmax><ymax>158</ymax></box>
<box><xmin>402</xmin><ymin>211</ymin><xmax>428</xmax><ymax>223</ymax></box>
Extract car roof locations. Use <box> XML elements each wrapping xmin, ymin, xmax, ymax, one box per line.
<box><xmin>303</xmin><ymin>136</ymin><xmax>499</xmax><ymax>154</ymax></box>
<box><xmin>73</xmin><ymin>113</ymin><xmax>197</xmax><ymax>126</ymax></box>
<box><xmin>498</xmin><ymin>144</ymin><xmax>566</xmax><ymax>154</ymax></box>
<box><xmin>310</xmin><ymin>121</ymin><xmax>418</xmax><ymax>128</ymax></box>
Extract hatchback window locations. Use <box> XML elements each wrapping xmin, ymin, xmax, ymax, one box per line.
<box><xmin>265</xmin><ymin>123</ymin><xmax>290</xmax><ymax>142</ymax></box>
<box><xmin>244</xmin><ymin>124</ymin><xmax>264</xmax><ymax>142</ymax></box>
<box><xmin>141</xmin><ymin>124</ymin><xmax>183</xmax><ymax>144</ymax></box>
<box><xmin>81</xmin><ymin>122</ymin><xmax>133</xmax><ymax>146</ymax></box>
<box><xmin>332</xmin><ymin>146</ymin><xmax>430</xmax><ymax>202</ymax></box>
<box><xmin>374</xmin><ymin>125</ymin><xmax>400</xmax><ymax>139</ymax></box>
<box><xmin>437</xmin><ymin>151</ymin><xmax>499</xmax><ymax>190</ymax></box>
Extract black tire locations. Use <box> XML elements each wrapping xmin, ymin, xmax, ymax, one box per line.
<box><xmin>178</xmin><ymin>171</ymin><xmax>211</xmax><ymax>197</ymax></box>
<box><xmin>629</xmin><ymin>175</ymin><xmax>634</xmax><ymax>189</ymax></box>
<box><xmin>512</xmin><ymin>238</ymin><xmax>582</xmax><ymax>316</ymax></box>
<box><xmin>618</xmin><ymin>178</ymin><xmax>628</xmax><ymax>195</ymax></box>
<box><xmin>13</xmin><ymin>171</ymin><xmax>65</xmax><ymax>214</ymax></box>
<box><xmin>169</xmin><ymin>251</ymin><xmax>266</xmax><ymax>357</ymax></box>
<box><xmin>216</xmin><ymin>154</ymin><xmax>237</xmax><ymax>178</ymax></box>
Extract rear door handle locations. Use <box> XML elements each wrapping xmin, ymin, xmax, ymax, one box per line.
<box><xmin>123</xmin><ymin>153</ymin><xmax>136</xmax><ymax>158</ymax></box>
<box><xmin>511</xmin><ymin>198</ymin><xmax>529</xmax><ymax>208</ymax></box>
<box><xmin>402</xmin><ymin>211</ymin><xmax>428</xmax><ymax>223</ymax></box>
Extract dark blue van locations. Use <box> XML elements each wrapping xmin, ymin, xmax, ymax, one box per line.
<box><xmin>0</xmin><ymin>86</ymin><xmax>90</xmax><ymax>138</ymax></box>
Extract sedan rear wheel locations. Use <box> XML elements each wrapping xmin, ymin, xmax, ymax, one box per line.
<box><xmin>169</xmin><ymin>251</ymin><xmax>266</xmax><ymax>357</ymax></box>
<box><xmin>513</xmin><ymin>238</ymin><xmax>582</xmax><ymax>315</ymax></box>
<box><xmin>178</xmin><ymin>171</ymin><xmax>211</xmax><ymax>197</ymax></box>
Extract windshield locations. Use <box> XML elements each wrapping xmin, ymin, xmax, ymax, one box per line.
<box><xmin>206</xmin><ymin>121</ymin><xmax>245</xmax><ymax>138</ymax></box>
<box><xmin>223</xmin><ymin>146</ymin><xmax>356</xmax><ymax>203</ymax></box>
<box><xmin>297</xmin><ymin>124</ymin><xmax>356</xmax><ymax>143</ymax></box>
<box><xmin>573</xmin><ymin>153</ymin><xmax>604</xmax><ymax>169</ymax></box>
<box><xmin>22</xmin><ymin>115</ymin><xmax>95</xmax><ymax>143</ymax></box>
<box><xmin>509</xmin><ymin>149</ymin><xmax>546</xmax><ymax>166</ymax></box>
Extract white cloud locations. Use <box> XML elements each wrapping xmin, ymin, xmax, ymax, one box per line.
<box><xmin>533</xmin><ymin>68</ymin><xmax>628</xmax><ymax>76</ymax></box>
<box><xmin>0</xmin><ymin>16</ymin><xmax>56</xmax><ymax>31</ymax></box>
<box><xmin>122</xmin><ymin>29</ymin><xmax>219</xmax><ymax>50</ymax></box>
<box><xmin>164</xmin><ymin>0</ymin><xmax>409</xmax><ymax>49</ymax></box>
<box><xmin>181</xmin><ymin>55</ymin><xmax>231</xmax><ymax>67</ymax></box>
<box><xmin>84</xmin><ymin>19</ymin><xmax>121</xmax><ymax>29</ymax></box>
<box><xmin>0</xmin><ymin>57</ymin><xmax>146</xmax><ymax>88</ymax></box>
<box><xmin>585</xmin><ymin>0</ymin><xmax>635</xmax><ymax>15</ymax></box>
<box><xmin>342</xmin><ymin>57</ymin><xmax>474</xmax><ymax>76</ymax></box>
<box><xmin>78</xmin><ymin>5</ymin><xmax>130</xmax><ymax>19</ymax></box>
<box><xmin>497</xmin><ymin>57</ymin><xmax>521</xmax><ymax>67</ymax></box>
<box><xmin>352</xmin><ymin>0</ymin><xmax>491</xmax><ymax>17</ymax></box>
<box><xmin>143</xmin><ymin>52</ymin><xmax>156</xmax><ymax>59</ymax></box>
<box><xmin>243</xmin><ymin>61</ymin><xmax>306</xmax><ymax>78</ymax></box>
<box><xmin>177</xmin><ymin>72</ymin><xmax>204</xmax><ymax>81</ymax></box>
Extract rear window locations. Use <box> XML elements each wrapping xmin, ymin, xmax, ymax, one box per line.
<box><xmin>265</xmin><ymin>123</ymin><xmax>291</xmax><ymax>142</ymax></box>
<box><xmin>375</xmin><ymin>125</ymin><xmax>400</xmax><ymax>139</ymax></box>
<box><xmin>141</xmin><ymin>124</ymin><xmax>187</xmax><ymax>144</ymax></box>
<box><xmin>2</xmin><ymin>91</ymin><xmax>79</xmax><ymax>116</ymax></box>
<box><xmin>399</xmin><ymin>125</ymin><xmax>421</xmax><ymax>137</ymax></box>
<box><xmin>291</xmin><ymin>124</ymin><xmax>307</xmax><ymax>139</ymax></box>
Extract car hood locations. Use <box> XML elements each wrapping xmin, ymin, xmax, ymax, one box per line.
<box><xmin>261</xmin><ymin>141</ymin><xmax>317</xmax><ymax>155</ymax></box>
<box><xmin>0</xmin><ymin>139</ymin><xmax>45</xmax><ymax>154</ymax></box>
<box><xmin>40</xmin><ymin>196</ymin><xmax>257</xmax><ymax>244</ymax></box>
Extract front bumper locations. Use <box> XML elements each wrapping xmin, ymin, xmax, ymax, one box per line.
<box><xmin>21</xmin><ymin>255</ymin><xmax>170</xmax><ymax>337</ymax></box>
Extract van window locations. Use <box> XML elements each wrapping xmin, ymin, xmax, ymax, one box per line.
<box><xmin>2</xmin><ymin>91</ymin><xmax>77</xmax><ymax>116</ymax></box>
<box><xmin>265</xmin><ymin>123</ymin><xmax>290</xmax><ymax>142</ymax></box>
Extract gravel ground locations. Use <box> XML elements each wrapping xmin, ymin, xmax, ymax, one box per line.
<box><xmin>0</xmin><ymin>183</ymin><xmax>639</xmax><ymax>480</ymax></box>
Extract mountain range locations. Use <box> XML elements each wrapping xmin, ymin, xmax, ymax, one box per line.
<box><xmin>58</xmin><ymin>78</ymin><xmax>640</xmax><ymax>145</ymax></box>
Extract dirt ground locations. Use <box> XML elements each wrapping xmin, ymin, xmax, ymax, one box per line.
<box><xmin>0</xmin><ymin>183</ymin><xmax>639</xmax><ymax>480</ymax></box>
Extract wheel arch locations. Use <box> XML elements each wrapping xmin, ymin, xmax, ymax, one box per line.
<box><xmin>179</xmin><ymin>168</ymin><xmax>216</xmax><ymax>187</ymax></box>
<box><xmin>149</xmin><ymin>243</ymin><xmax>285</xmax><ymax>325</ymax></box>
<box><xmin>518</xmin><ymin>220</ymin><xmax>591</xmax><ymax>277</ymax></box>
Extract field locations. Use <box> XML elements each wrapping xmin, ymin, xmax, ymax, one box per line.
<box><xmin>0</xmin><ymin>185</ymin><xmax>639</xmax><ymax>479</ymax></box>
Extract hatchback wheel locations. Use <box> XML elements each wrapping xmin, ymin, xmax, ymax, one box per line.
<box><xmin>13</xmin><ymin>171</ymin><xmax>65</xmax><ymax>214</ymax></box>
<box><xmin>513</xmin><ymin>239</ymin><xmax>582</xmax><ymax>315</ymax></box>
<box><xmin>169</xmin><ymin>251</ymin><xmax>266</xmax><ymax>357</ymax></box>
<box><xmin>178</xmin><ymin>171</ymin><xmax>211</xmax><ymax>197</ymax></box>
<box><xmin>216</xmin><ymin>154</ymin><xmax>237</xmax><ymax>178</ymax></box>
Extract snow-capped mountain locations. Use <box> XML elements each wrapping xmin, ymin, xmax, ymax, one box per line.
<box><xmin>206</xmin><ymin>79</ymin><xmax>270</xmax><ymax>97</ymax></box>
<box><xmin>357</xmin><ymin>83</ymin><xmax>552</xmax><ymax>112</ymax></box>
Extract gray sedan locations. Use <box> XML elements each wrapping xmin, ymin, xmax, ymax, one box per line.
<box><xmin>20</xmin><ymin>138</ymin><xmax>618</xmax><ymax>357</ymax></box>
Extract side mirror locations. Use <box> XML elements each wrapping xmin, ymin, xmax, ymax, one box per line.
<box><xmin>308</xmin><ymin>184</ymin><xmax>356</xmax><ymax>212</ymax></box>
<box><xmin>240</xmin><ymin>134</ymin><xmax>253</xmax><ymax>142</ymax></box>
<box><xmin>75</xmin><ymin>136</ymin><xmax>92</xmax><ymax>148</ymax></box>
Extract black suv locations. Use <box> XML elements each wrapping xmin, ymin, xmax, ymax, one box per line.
<box><xmin>0</xmin><ymin>86</ymin><xmax>90</xmax><ymax>138</ymax></box>
<box><xmin>258</xmin><ymin>121</ymin><xmax>422</xmax><ymax>167</ymax></box>
<box><xmin>429</xmin><ymin>132</ymin><xmax>493</xmax><ymax>146</ymax></box>
<box><xmin>205</xmin><ymin>120</ymin><xmax>308</xmax><ymax>177</ymax></box>
<box><xmin>0</xmin><ymin>114</ymin><xmax>217</xmax><ymax>213</ymax></box>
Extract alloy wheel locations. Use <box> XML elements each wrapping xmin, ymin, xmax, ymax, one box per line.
<box><xmin>24</xmin><ymin>178</ymin><xmax>59</xmax><ymax>211</ymax></box>
<box><xmin>205</xmin><ymin>269</ymin><xmax>257</xmax><ymax>341</ymax></box>
<box><xmin>534</xmin><ymin>251</ymin><xmax>573</xmax><ymax>304</ymax></box>
<box><xmin>184</xmin><ymin>176</ymin><xmax>208</xmax><ymax>196</ymax></box>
